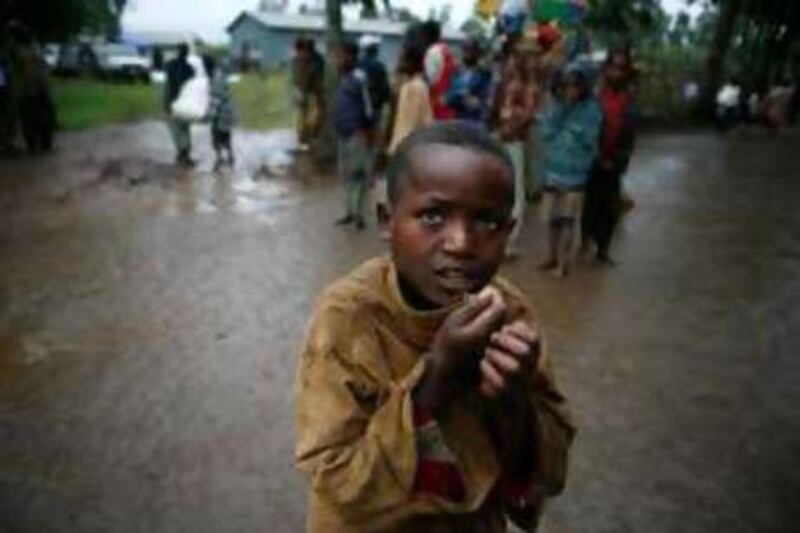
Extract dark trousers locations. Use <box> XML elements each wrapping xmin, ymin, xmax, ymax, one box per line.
<box><xmin>20</xmin><ymin>93</ymin><xmax>55</xmax><ymax>152</ymax></box>
<box><xmin>582</xmin><ymin>163</ymin><xmax>623</xmax><ymax>258</ymax></box>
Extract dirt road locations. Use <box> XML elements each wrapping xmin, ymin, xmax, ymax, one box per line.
<box><xmin>1</xmin><ymin>122</ymin><xmax>798</xmax><ymax>532</ymax></box>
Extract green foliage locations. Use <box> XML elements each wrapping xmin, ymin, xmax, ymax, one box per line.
<box><xmin>52</xmin><ymin>71</ymin><xmax>293</xmax><ymax>132</ymax></box>
<box><xmin>52</xmin><ymin>78</ymin><xmax>161</xmax><ymax>131</ymax></box>
<box><xmin>231</xmin><ymin>70</ymin><xmax>293</xmax><ymax>131</ymax></box>
<box><xmin>1</xmin><ymin>0</ymin><xmax>124</xmax><ymax>41</ymax></box>
<box><xmin>637</xmin><ymin>45</ymin><xmax>706</xmax><ymax>123</ymax></box>
<box><xmin>585</xmin><ymin>0</ymin><xmax>666</xmax><ymax>44</ymax></box>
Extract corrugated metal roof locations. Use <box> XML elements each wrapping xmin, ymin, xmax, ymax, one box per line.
<box><xmin>230</xmin><ymin>11</ymin><xmax>464</xmax><ymax>40</ymax></box>
<box><xmin>122</xmin><ymin>31</ymin><xmax>202</xmax><ymax>46</ymax></box>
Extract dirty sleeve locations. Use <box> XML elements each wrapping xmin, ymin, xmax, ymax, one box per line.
<box><xmin>294</xmin><ymin>305</ymin><xmax>425</xmax><ymax>525</ymax></box>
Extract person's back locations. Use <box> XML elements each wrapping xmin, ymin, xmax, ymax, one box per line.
<box><xmin>164</xmin><ymin>49</ymin><xmax>194</xmax><ymax>112</ymax></box>
<box><xmin>388</xmin><ymin>45</ymin><xmax>433</xmax><ymax>155</ymax></box>
<box><xmin>164</xmin><ymin>44</ymin><xmax>196</xmax><ymax>165</ymax></box>
<box><xmin>359</xmin><ymin>52</ymin><xmax>390</xmax><ymax>117</ymax></box>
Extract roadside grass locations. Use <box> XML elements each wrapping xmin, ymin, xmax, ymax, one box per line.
<box><xmin>52</xmin><ymin>71</ymin><xmax>293</xmax><ymax>132</ymax></box>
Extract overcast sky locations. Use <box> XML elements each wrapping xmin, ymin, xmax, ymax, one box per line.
<box><xmin>122</xmin><ymin>0</ymin><xmax>699</xmax><ymax>44</ymax></box>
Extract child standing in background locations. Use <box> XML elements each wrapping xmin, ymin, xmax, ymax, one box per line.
<box><xmin>539</xmin><ymin>66</ymin><xmax>601</xmax><ymax>278</ymax></box>
<box><xmin>494</xmin><ymin>44</ymin><xmax>539</xmax><ymax>257</ymax></box>
<box><xmin>203</xmin><ymin>55</ymin><xmax>235</xmax><ymax>171</ymax></box>
<box><xmin>583</xmin><ymin>49</ymin><xmax>638</xmax><ymax>264</ymax></box>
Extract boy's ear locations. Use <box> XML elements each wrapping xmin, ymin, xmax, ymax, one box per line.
<box><xmin>377</xmin><ymin>203</ymin><xmax>392</xmax><ymax>241</ymax></box>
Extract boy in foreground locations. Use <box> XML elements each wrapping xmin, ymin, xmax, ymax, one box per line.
<box><xmin>296</xmin><ymin>122</ymin><xmax>575</xmax><ymax>532</ymax></box>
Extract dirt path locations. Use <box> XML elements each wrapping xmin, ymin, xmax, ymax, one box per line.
<box><xmin>1</xmin><ymin>123</ymin><xmax>799</xmax><ymax>532</ymax></box>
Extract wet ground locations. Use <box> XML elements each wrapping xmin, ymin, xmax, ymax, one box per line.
<box><xmin>1</xmin><ymin>122</ymin><xmax>799</xmax><ymax>533</ymax></box>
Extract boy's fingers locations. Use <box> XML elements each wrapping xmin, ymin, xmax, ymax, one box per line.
<box><xmin>485</xmin><ymin>347</ymin><xmax>521</xmax><ymax>374</ymax></box>
<box><xmin>480</xmin><ymin>358</ymin><xmax>506</xmax><ymax>391</ymax></box>
<box><xmin>479</xmin><ymin>378</ymin><xmax>501</xmax><ymax>399</ymax></box>
<box><xmin>503</xmin><ymin>320</ymin><xmax>539</xmax><ymax>345</ymax></box>
<box><xmin>490</xmin><ymin>331</ymin><xmax>530</xmax><ymax>358</ymax></box>
<box><xmin>450</xmin><ymin>292</ymin><xmax>493</xmax><ymax>325</ymax></box>
<box><xmin>463</xmin><ymin>297</ymin><xmax>506</xmax><ymax>337</ymax></box>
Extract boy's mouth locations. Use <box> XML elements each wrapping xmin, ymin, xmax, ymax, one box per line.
<box><xmin>434</xmin><ymin>267</ymin><xmax>479</xmax><ymax>293</ymax></box>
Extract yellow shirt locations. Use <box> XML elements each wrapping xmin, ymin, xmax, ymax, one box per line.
<box><xmin>388</xmin><ymin>75</ymin><xmax>434</xmax><ymax>154</ymax></box>
<box><xmin>295</xmin><ymin>257</ymin><xmax>575</xmax><ymax>532</ymax></box>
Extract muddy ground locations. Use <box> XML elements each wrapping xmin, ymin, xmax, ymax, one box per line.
<box><xmin>1</xmin><ymin>122</ymin><xmax>799</xmax><ymax>532</ymax></box>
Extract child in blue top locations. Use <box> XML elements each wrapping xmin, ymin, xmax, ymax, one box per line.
<box><xmin>539</xmin><ymin>67</ymin><xmax>601</xmax><ymax>277</ymax></box>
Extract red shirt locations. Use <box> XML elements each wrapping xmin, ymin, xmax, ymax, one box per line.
<box><xmin>599</xmin><ymin>87</ymin><xmax>632</xmax><ymax>160</ymax></box>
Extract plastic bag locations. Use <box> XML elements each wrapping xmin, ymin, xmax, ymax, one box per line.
<box><xmin>171</xmin><ymin>55</ymin><xmax>209</xmax><ymax>122</ymax></box>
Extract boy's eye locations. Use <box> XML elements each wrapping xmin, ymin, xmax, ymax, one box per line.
<box><xmin>417</xmin><ymin>209</ymin><xmax>445</xmax><ymax>227</ymax></box>
<box><xmin>476</xmin><ymin>212</ymin><xmax>506</xmax><ymax>232</ymax></box>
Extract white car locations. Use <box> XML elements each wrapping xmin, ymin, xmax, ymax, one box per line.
<box><xmin>94</xmin><ymin>44</ymin><xmax>151</xmax><ymax>82</ymax></box>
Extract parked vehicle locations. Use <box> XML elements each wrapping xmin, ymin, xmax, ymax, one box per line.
<box><xmin>43</xmin><ymin>44</ymin><xmax>59</xmax><ymax>69</ymax></box>
<box><xmin>93</xmin><ymin>44</ymin><xmax>151</xmax><ymax>82</ymax></box>
<box><xmin>54</xmin><ymin>43</ymin><xmax>97</xmax><ymax>77</ymax></box>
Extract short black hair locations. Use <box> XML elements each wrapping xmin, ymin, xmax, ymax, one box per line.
<box><xmin>386</xmin><ymin>121</ymin><xmax>515</xmax><ymax>206</ymax></box>
<box><xmin>421</xmin><ymin>20</ymin><xmax>442</xmax><ymax>46</ymax></box>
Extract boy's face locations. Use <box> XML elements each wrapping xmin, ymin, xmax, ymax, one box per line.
<box><xmin>386</xmin><ymin>146</ymin><xmax>514</xmax><ymax>309</ymax></box>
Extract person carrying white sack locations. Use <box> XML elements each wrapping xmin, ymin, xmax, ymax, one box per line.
<box><xmin>164</xmin><ymin>44</ymin><xmax>196</xmax><ymax>166</ymax></box>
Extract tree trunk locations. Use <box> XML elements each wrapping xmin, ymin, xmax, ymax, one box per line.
<box><xmin>702</xmin><ymin>0</ymin><xmax>744</xmax><ymax>114</ymax></box>
<box><xmin>313</xmin><ymin>0</ymin><xmax>343</xmax><ymax>166</ymax></box>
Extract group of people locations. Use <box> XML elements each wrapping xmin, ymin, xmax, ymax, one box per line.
<box><xmin>163</xmin><ymin>44</ymin><xmax>236</xmax><ymax>170</ymax></box>
<box><xmin>0</xmin><ymin>21</ymin><xmax>56</xmax><ymax>156</ymax></box>
<box><xmin>312</xmin><ymin>20</ymin><xmax>638</xmax><ymax>277</ymax></box>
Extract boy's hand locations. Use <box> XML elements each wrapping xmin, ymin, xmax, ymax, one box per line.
<box><xmin>414</xmin><ymin>290</ymin><xmax>506</xmax><ymax>413</ymax></box>
<box><xmin>478</xmin><ymin>320</ymin><xmax>541</xmax><ymax>399</ymax></box>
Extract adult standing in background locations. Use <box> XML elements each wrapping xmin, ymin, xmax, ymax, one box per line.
<box><xmin>164</xmin><ymin>44</ymin><xmax>195</xmax><ymax>166</ymax></box>
<box><xmin>292</xmin><ymin>37</ymin><xmax>326</xmax><ymax>152</ymax></box>
<box><xmin>420</xmin><ymin>20</ymin><xmax>457</xmax><ymax>121</ymax></box>
<box><xmin>10</xmin><ymin>23</ymin><xmax>55</xmax><ymax>154</ymax></box>
<box><xmin>358</xmin><ymin>35</ymin><xmax>391</xmax><ymax>135</ymax></box>
<box><xmin>387</xmin><ymin>44</ymin><xmax>433</xmax><ymax>154</ymax></box>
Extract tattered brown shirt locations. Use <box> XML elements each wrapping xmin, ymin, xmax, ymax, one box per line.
<box><xmin>295</xmin><ymin>257</ymin><xmax>574</xmax><ymax>532</ymax></box>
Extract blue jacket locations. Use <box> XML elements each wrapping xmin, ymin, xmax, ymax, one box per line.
<box><xmin>358</xmin><ymin>56</ymin><xmax>391</xmax><ymax>112</ymax></box>
<box><xmin>540</xmin><ymin>97</ymin><xmax>602</xmax><ymax>188</ymax></box>
<box><xmin>447</xmin><ymin>67</ymin><xmax>492</xmax><ymax>122</ymax></box>
<box><xmin>333</xmin><ymin>69</ymin><xmax>374</xmax><ymax>139</ymax></box>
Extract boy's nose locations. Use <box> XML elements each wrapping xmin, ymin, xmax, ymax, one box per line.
<box><xmin>442</xmin><ymin>221</ymin><xmax>472</xmax><ymax>255</ymax></box>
